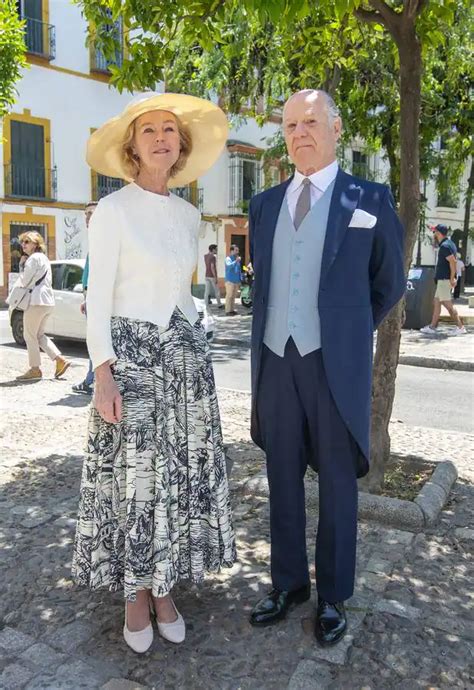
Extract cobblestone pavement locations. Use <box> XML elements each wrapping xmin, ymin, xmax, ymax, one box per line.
<box><xmin>0</xmin><ymin>347</ymin><xmax>473</xmax><ymax>689</ymax></box>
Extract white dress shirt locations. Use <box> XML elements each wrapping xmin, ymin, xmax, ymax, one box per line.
<box><xmin>86</xmin><ymin>182</ymin><xmax>201</xmax><ymax>369</ymax></box>
<box><xmin>286</xmin><ymin>160</ymin><xmax>339</xmax><ymax>222</ymax></box>
<box><xmin>18</xmin><ymin>252</ymin><xmax>55</xmax><ymax>307</ymax></box>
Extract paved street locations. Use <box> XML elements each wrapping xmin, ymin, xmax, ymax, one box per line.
<box><xmin>2</xmin><ymin>310</ymin><xmax>472</xmax><ymax>434</ymax></box>
<box><xmin>0</xmin><ymin>312</ymin><xmax>473</xmax><ymax>689</ymax></box>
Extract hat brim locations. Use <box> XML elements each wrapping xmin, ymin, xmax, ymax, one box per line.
<box><xmin>86</xmin><ymin>93</ymin><xmax>229</xmax><ymax>188</ymax></box>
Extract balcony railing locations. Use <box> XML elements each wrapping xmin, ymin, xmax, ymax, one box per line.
<box><xmin>4</xmin><ymin>164</ymin><xmax>57</xmax><ymax>201</ymax></box>
<box><xmin>92</xmin><ymin>174</ymin><xmax>124</xmax><ymax>200</ymax></box>
<box><xmin>24</xmin><ymin>17</ymin><xmax>56</xmax><ymax>60</ymax></box>
<box><xmin>174</xmin><ymin>186</ymin><xmax>204</xmax><ymax>211</ymax></box>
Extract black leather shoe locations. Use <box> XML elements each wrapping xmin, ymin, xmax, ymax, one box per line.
<box><xmin>315</xmin><ymin>599</ymin><xmax>347</xmax><ymax>646</ymax></box>
<box><xmin>249</xmin><ymin>584</ymin><xmax>311</xmax><ymax>627</ymax></box>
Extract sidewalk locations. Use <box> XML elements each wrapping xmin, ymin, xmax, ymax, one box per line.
<box><xmin>211</xmin><ymin>308</ymin><xmax>474</xmax><ymax>371</ymax></box>
<box><xmin>0</xmin><ymin>346</ymin><xmax>473</xmax><ymax>689</ymax></box>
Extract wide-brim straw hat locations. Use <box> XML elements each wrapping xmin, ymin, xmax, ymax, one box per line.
<box><xmin>86</xmin><ymin>92</ymin><xmax>229</xmax><ymax>188</ymax></box>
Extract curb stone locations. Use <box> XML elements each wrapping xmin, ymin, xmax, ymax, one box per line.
<box><xmin>241</xmin><ymin>461</ymin><xmax>458</xmax><ymax>531</ymax></box>
<box><xmin>398</xmin><ymin>355</ymin><xmax>474</xmax><ymax>372</ymax></box>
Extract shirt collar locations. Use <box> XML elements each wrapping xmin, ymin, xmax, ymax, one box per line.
<box><xmin>288</xmin><ymin>160</ymin><xmax>339</xmax><ymax>195</ymax></box>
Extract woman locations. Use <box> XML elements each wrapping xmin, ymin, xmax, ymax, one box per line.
<box><xmin>72</xmin><ymin>93</ymin><xmax>236</xmax><ymax>653</ymax></box>
<box><xmin>14</xmin><ymin>231</ymin><xmax>70</xmax><ymax>381</ymax></box>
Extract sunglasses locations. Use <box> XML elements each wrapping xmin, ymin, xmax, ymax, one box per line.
<box><xmin>20</xmin><ymin>239</ymin><xmax>32</xmax><ymax>245</ymax></box>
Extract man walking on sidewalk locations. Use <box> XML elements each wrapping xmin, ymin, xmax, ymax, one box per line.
<box><xmin>225</xmin><ymin>244</ymin><xmax>241</xmax><ymax>315</ymax></box>
<box><xmin>204</xmin><ymin>244</ymin><xmax>223</xmax><ymax>308</ymax></box>
<box><xmin>421</xmin><ymin>224</ymin><xmax>466</xmax><ymax>336</ymax></box>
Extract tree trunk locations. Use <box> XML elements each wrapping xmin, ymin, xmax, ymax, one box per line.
<box><xmin>361</xmin><ymin>25</ymin><xmax>422</xmax><ymax>493</ymax></box>
<box><xmin>460</xmin><ymin>159</ymin><xmax>473</xmax><ymax>265</ymax></box>
<box><xmin>381</xmin><ymin>114</ymin><xmax>399</xmax><ymax>202</ymax></box>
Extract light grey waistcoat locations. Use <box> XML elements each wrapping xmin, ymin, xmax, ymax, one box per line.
<box><xmin>263</xmin><ymin>180</ymin><xmax>335</xmax><ymax>357</ymax></box>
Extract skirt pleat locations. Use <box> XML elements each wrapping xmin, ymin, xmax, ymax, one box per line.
<box><xmin>72</xmin><ymin>309</ymin><xmax>236</xmax><ymax>600</ymax></box>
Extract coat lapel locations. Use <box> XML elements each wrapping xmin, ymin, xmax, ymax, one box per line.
<box><xmin>320</xmin><ymin>169</ymin><xmax>361</xmax><ymax>287</ymax></box>
<box><xmin>260</xmin><ymin>177</ymin><xmax>292</xmax><ymax>281</ymax></box>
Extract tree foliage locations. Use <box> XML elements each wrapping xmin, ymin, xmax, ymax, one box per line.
<box><xmin>0</xmin><ymin>0</ymin><xmax>27</xmax><ymax>119</ymax></box>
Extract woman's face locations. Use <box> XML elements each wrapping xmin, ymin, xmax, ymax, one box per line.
<box><xmin>132</xmin><ymin>110</ymin><xmax>181</xmax><ymax>175</ymax></box>
<box><xmin>21</xmin><ymin>237</ymin><xmax>36</xmax><ymax>256</ymax></box>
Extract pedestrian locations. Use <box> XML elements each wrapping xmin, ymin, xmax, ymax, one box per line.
<box><xmin>225</xmin><ymin>244</ymin><xmax>241</xmax><ymax>315</ymax></box>
<box><xmin>11</xmin><ymin>231</ymin><xmax>71</xmax><ymax>381</ymax></box>
<box><xmin>248</xmin><ymin>89</ymin><xmax>405</xmax><ymax>646</ymax></box>
<box><xmin>204</xmin><ymin>243</ymin><xmax>223</xmax><ymax>308</ymax></box>
<box><xmin>72</xmin><ymin>201</ymin><xmax>98</xmax><ymax>395</ymax></box>
<box><xmin>72</xmin><ymin>92</ymin><xmax>236</xmax><ymax>654</ymax></box>
<box><xmin>420</xmin><ymin>225</ymin><xmax>466</xmax><ymax>335</ymax></box>
<box><xmin>453</xmin><ymin>252</ymin><xmax>465</xmax><ymax>300</ymax></box>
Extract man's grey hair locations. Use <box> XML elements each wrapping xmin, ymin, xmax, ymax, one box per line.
<box><xmin>323</xmin><ymin>92</ymin><xmax>340</xmax><ymax>123</ymax></box>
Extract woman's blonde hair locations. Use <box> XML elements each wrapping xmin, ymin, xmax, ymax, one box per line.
<box><xmin>121</xmin><ymin>112</ymin><xmax>193</xmax><ymax>181</ymax></box>
<box><xmin>18</xmin><ymin>231</ymin><xmax>46</xmax><ymax>254</ymax></box>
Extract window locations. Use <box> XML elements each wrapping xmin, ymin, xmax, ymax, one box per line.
<box><xmin>51</xmin><ymin>263</ymin><xmax>63</xmax><ymax>290</ymax></box>
<box><xmin>229</xmin><ymin>152</ymin><xmax>262</xmax><ymax>214</ymax></box>
<box><xmin>61</xmin><ymin>264</ymin><xmax>83</xmax><ymax>291</ymax></box>
<box><xmin>4</xmin><ymin>113</ymin><xmax>56</xmax><ymax>200</ymax></box>
<box><xmin>17</xmin><ymin>0</ymin><xmax>55</xmax><ymax>59</ymax></box>
<box><xmin>174</xmin><ymin>185</ymin><xmax>204</xmax><ymax>210</ymax></box>
<box><xmin>90</xmin><ymin>13</ymin><xmax>124</xmax><ymax>74</ymax></box>
<box><xmin>92</xmin><ymin>173</ymin><xmax>124</xmax><ymax>200</ymax></box>
<box><xmin>352</xmin><ymin>150</ymin><xmax>369</xmax><ymax>179</ymax></box>
<box><xmin>9</xmin><ymin>222</ymin><xmax>46</xmax><ymax>273</ymax></box>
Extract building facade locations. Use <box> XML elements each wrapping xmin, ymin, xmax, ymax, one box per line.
<box><xmin>1</xmin><ymin>1</ymin><xmax>472</xmax><ymax>303</ymax></box>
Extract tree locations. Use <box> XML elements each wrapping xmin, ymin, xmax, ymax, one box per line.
<box><xmin>78</xmin><ymin>0</ymin><xmax>471</xmax><ymax>491</ymax></box>
<box><xmin>0</xmin><ymin>0</ymin><xmax>27</xmax><ymax>119</ymax></box>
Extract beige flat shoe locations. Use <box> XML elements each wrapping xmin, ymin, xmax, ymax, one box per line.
<box><xmin>16</xmin><ymin>367</ymin><xmax>42</xmax><ymax>381</ymax></box>
<box><xmin>123</xmin><ymin>603</ymin><xmax>153</xmax><ymax>654</ymax></box>
<box><xmin>54</xmin><ymin>357</ymin><xmax>71</xmax><ymax>379</ymax></box>
<box><xmin>154</xmin><ymin>597</ymin><xmax>185</xmax><ymax>645</ymax></box>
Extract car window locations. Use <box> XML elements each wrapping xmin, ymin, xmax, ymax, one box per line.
<box><xmin>61</xmin><ymin>265</ymin><xmax>83</xmax><ymax>291</ymax></box>
<box><xmin>51</xmin><ymin>264</ymin><xmax>63</xmax><ymax>290</ymax></box>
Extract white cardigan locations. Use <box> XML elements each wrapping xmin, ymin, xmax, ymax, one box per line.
<box><xmin>18</xmin><ymin>252</ymin><xmax>55</xmax><ymax>307</ymax></box>
<box><xmin>86</xmin><ymin>182</ymin><xmax>201</xmax><ymax>369</ymax></box>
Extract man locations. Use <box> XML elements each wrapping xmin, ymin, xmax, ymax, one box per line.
<box><xmin>72</xmin><ymin>201</ymin><xmax>98</xmax><ymax>395</ymax></box>
<box><xmin>248</xmin><ymin>89</ymin><xmax>405</xmax><ymax>646</ymax></box>
<box><xmin>204</xmin><ymin>244</ymin><xmax>223</xmax><ymax>308</ymax></box>
<box><xmin>225</xmin><ymin>244</ymin><xmax>241</xmax><ymax>316</ymax></box>
<box><xmin>420</xmin><ymin>224</ymin><xmax>466</xmax><ymax>335</ymax></box>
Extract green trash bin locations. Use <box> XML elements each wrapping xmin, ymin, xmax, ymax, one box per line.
<box><xmin>403</xmin><ymin>266</ymin><xmax>436</xmax><ymax>330</ymax></box>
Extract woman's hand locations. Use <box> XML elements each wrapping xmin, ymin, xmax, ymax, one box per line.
<box><xmin>93</xmin><ymin>363</ymin><xmax>122</xmax><ymax>423</ymax></box>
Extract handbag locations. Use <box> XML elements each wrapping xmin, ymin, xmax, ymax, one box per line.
<box><xmin>6</xmin><ymin>270</ymin><xmax>48</xmax><ymax>311</ymax></box>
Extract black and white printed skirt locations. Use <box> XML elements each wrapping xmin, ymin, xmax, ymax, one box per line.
<box><xmin>72</xmin><ymin>309</ymin><xmax>237</xmax><ymax>601</ymax></box>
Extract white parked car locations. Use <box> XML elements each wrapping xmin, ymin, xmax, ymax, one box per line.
<box><xmin>10</xmin><ymin>259</ymin><xmax>214</xmax><ymax>346</ymax></box>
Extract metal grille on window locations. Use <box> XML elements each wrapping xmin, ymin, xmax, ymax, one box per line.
<box><xmin>9</xmin><ymin>222</ymin><xmax>47</xmax><ymax>273</ymax></box>
<box><xmin>229</xmin><ymin>153</ymin><xmax>262</xmax><ymax>214</ymax></box>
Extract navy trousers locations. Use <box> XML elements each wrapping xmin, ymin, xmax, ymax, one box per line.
<box><xmin>257</xmin><ymin>339</ymin><xmax>359</xmax><ymax>602</ymax></box>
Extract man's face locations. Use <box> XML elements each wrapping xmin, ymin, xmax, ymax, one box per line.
<box><xmin>283</xmin><ymin>91</ymin><xmax>341</xmax><ymax>175</ymax></box>
<box><xmin>434</xmin><ymin>231</ymin><xmax>446</xmax><ymax>245</ymax></box>
<box><xmin>85</xmin><ymin>206</ymin><xmax>96</xmax><ymax>228</ymax></box>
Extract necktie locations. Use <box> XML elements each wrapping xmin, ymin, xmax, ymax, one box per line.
<box><xmin>294</xmin><ymin>178</ymin><xmax>311</xmax><ymax>230</ymax></box>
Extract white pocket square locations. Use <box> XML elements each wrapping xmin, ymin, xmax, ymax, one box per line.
<box><xmin>348</xmin><ymin>209</ymin><xmax>377</xmax><ymax>228</ymax></box>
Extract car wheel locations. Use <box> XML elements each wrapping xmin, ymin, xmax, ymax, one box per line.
<box><xmin>11</xmin><ymin>310</ymin><xmax>25</xmax><ymax>346</ymax></box>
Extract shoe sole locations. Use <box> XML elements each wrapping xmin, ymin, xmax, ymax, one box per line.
<box><xmin>249</xmin><ymin>590</ymin><xmax>311</xmax><ymax>628</ymax></box>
